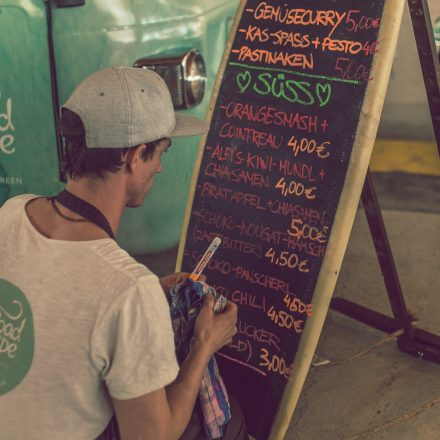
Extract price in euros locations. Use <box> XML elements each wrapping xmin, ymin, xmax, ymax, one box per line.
<box><xmin>267</xmin><ymin>305</ymin><xmax>304</xmax><ymax>334</ymax></box>
<box><xmin>265</xmin><ymin>247</ymin><xmax>310</xmax><ymax>273</ymax></box>
<box><xmin>283</xmin><ymin>294</ymin><xmax>314</xmax><ymax>317</ymax></box>
<box><xmin>259</xmin><ymin>348</ymin><xmax>291</xmax><ymax>379</ymax></box>
<box><xmin>287</xmin><ymin>136</ymin><xmax>330</xmax><ymax>159</ymax></box>
<box><xmin>335</xmin><ymin>57</ymin><xmax>373</xmax><ymax>82</ymax></box>
<box><xmin>287</xmin><ymin>218</ymin><xmax>328</xmax><ymax>244</ymax></box>
<box><xmin>345</xmin><ymin>10</ymin><xmax>381</xmax><ymax>33</ymax></box>
<box><xmin>275</xmin><ymin>177</ymin><xmax>316</xmax><ymax>200</ymax></box>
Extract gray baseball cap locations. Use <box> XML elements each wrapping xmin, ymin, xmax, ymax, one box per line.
<box><xmin>62</xmin><ymin>66</ymin><xmax>209</xmax><ymax>148</ymax></box>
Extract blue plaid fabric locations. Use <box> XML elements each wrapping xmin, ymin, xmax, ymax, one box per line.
<box><xmin>170</xmin><ymin>279</ymin><xmax>231</xmax><ymax>439</ymax></box>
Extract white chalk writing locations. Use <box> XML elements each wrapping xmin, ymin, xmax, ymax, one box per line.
<box><xmin>0</xmin><ymin>300</ymin><xmax>25</xmax><ymax>359</ymax></box>
<box><xmin>0</xmin><ymin>176</ymin><xmax>23</xmax><ymax>185</ymax></box>
<box><xmin>0</xmin><ymin>91</ymin><xmax>15</xmax><ymax>155</ymax></box>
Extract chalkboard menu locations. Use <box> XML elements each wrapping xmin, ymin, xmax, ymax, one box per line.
<box><xmin>177</xmin><ymin>0</ymin><xmax>400</xmax><ymax>438</ymax></box>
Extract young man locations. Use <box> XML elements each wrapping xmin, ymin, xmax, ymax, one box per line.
<box><xmin>0</xmin><ymin>67</ymin><xmax>241</xmax><ymax>439</ymax></box>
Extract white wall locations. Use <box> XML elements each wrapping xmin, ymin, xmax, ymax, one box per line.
<box><xmin>378</xmin><ymin>1</ymin><xmax>440</xmax><ymax>140</ymax></box>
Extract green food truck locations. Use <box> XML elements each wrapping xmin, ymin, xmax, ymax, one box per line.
<box><xmin>0</xmin><ymin>0</ymin><xmax>239</xmax><ymax>254</ymax></box>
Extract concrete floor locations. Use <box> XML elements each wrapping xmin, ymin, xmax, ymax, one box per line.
<box><xmin>135</xmin><ymin>172</ymin><xmax>440</xmax><ymax>440</ymax></box>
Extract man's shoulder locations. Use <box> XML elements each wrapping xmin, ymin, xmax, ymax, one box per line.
<box><xmin>87</xmin><ymin>239</ymin><xmax>157</xmax><ymax>286</ymax></box>
<box><xmin>0</xmin><ymin>194</ymin><xmax>38</xmax><ymax>234</ymax></box>
<box><xmin>1</xmin><ymin>194</ymin><xmax>37</xmax><ymax>210</ymax></box>
<box><xmin>64</xmin><ymin>240</ymin><xmax>162</xmax><ymax>314</ymax></box>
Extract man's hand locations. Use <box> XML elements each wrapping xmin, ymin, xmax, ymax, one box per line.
<box><xmin>159</xmin><ymin>272</ymin><xmax>189</xmax><ymax>294</ymax></box>
<box><xmin>160</xmin><ymin>272</ymin><xmax>236</xmax><ymax>354</ymax></box>
<box><xmin>193</xmin><ymin>296</ymin><xmax>238</xmax><ymax>355</ymax></box>
<box><xmin>159</xmin><ymin>272</ymin><xmax>206</xmax><ymax>297</ymax></box>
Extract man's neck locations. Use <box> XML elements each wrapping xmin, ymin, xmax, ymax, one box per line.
<box><xmin>65</xmin><ymin>176</ymin><xmax>126</xmax><ymax>237</ymax></box>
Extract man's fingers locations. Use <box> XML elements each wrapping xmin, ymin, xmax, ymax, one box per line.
<box><xmin>202</xmin><ymin>295</ymin><xmax>215</xmax><ymax>307</ymax></box>
<box><xmin>226</xmin><ymin>327</ymin><xmax>238</xmax><ymax>345</ymax></box>
<box><xmin>175</xmin><ymin>272</ymin><xmax>190</xmax><ymax>284</ymax></box>
<box><xmin>223</xmin><ymin>300</ymin><xmax>238</xmax><ymax>314</ymax></box>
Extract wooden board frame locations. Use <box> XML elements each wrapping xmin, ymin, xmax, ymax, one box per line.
<box><xmin>177</xmin><ymin>1</ymin><xmax>405</xmax><ymax>438</ymax></box>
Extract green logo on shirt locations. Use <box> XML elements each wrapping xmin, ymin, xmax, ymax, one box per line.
<box><xmin>0</xmin><ymin>278</ymin><xmax>34</xmax><ymax>395</ymax></box>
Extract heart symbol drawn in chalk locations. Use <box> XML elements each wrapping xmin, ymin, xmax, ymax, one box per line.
<box><xmin>316</xmin><ymin>83</ymin><xmax>332</xmax><ymax>107</ymax></box>
<box><xmin>236</xmin><ymin>70</ymin><xmax>252</xmax><ymax>93</ymax></box>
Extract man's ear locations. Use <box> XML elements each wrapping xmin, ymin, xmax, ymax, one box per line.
<box><xmin>125</xmin><ymin>144</ymin><xmax>146</xmax><ymax>173</ymax></box>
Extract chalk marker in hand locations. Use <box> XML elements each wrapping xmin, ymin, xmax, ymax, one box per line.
<box><xmin>189</xmin><ymin>237</ymin><xmax>222</xmax><ymax>281</ymax></box>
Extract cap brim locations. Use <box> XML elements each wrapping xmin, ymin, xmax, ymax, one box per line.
<box><xmin>169</xmin><ymin>113</ymin><xmax>209</xmax><ymax>138</ymax></box>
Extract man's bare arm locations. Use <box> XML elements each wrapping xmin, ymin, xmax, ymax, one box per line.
<box><xmin>112</xmin><ymin>297</ymin><xmax>237</xmax><ymax>440</ymax></box>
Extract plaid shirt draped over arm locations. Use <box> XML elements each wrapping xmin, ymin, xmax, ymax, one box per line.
<box><xmin>170</xmin><ymin>279</ymin><xmax>231</xmax><ymax>439</ymax></box>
